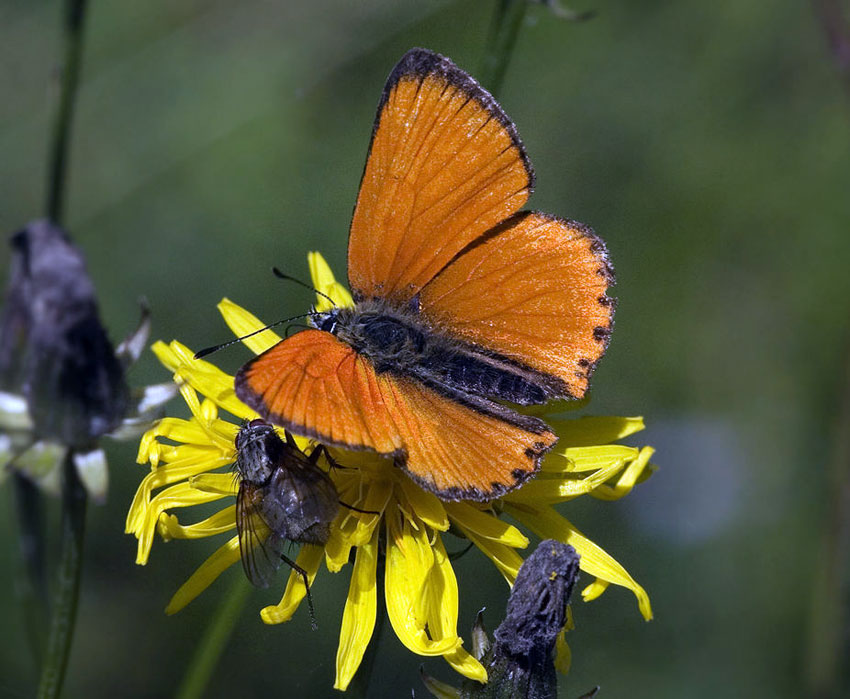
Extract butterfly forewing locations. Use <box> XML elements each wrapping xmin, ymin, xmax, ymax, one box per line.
<box><xmin>348</xmin><ymin>48</ymin><xmax>533</xmax><ymax>304</ymax></box>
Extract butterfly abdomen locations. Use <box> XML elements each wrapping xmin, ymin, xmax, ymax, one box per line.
<box><xmin>414</xmin><ymin>348</ymin><xmax>551</xmax><ymax>405</ymax></box>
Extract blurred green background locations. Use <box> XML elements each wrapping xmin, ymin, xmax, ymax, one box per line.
<box><xmin>2</xmin><ymin>1</ymin><xmax>849</xmax><ymax>697</ymax></box>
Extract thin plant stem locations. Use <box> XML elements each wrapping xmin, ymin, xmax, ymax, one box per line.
<box><xmin>480</xmin><ymin>0</ymin><xmax>530</xmax><ymax>98</ymax></box>
<box><xmin>805</xmin><ymin>334</ymin><xmax>850</xmax><ymax>698</ymax></box>
<box><xmin>46</xmin><ymin>0</ymin><xmax>89</xmax><ymax>224</ymax></box>
<box><xmin>175</xmin><ymin>574</ymin><xmax>252</xmax><ymax>699</ymax></box>
<box><xmin>37</xmin><ymin>452</ymin><xmax>87</xmax><ymax>699</ymax></box>
<box><xmin>13</xmin><ymin>472</ymin><xmax>49</xmax><ymax>667</ymax></box>
<box><xmin>34</xmin><ymin>2</ymin><xmax>92</xmax><ymax>696</ymax></box>
<box><xmin>811</xmin><ymin>0</ymin><xmax>850</xmax><ymax>97</ymax></box>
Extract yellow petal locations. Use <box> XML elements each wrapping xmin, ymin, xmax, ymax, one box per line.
<box><xmin>350</xmin><ymin>477</ymin><xmax>392</xmax><ymax>544</ymax></box>
<box><xmin>399</xmin><ymin>476</ymin><xmax>449</xmax><ymax>531</ymax></box>
<box><xmin>505</xmin><ymin>460</ymin><xmax>627</xmax><ymax>504</ymax></box>
<box><xmin>324</xmin><ymin>516</ymin><xmax>355</xmax><ymax>573</ymax></box>
<box><xmin>125</xmin><ymin>455</ymin><xmax>232</xmax><ymax>535</ymax></box>
<box><xmin>548</xmin><ymin>416</ymin><xmax>645</xmax><ymax>447</ymax></box>
<box><xmin>427</xmin><ymin>536</ymin><xmax>487</xmax><ymax>681</ymax></box>
<box><xmin>450</xmin><ymin>525</ymin><xmax>523</xmax><ymax>585</ymax></box>
<box><xmin>554</xmin><ymin>629</ymin><xmax>571</xmax><ymax>674</ymax></box>
<box><xmin>135</xmin><ymin>483</ymin><xmax>229</xmax><ymax>565</ymax></box>
<box><xmin>150</xmin><ymin>340</ymin><xmax>180</xmax><ymax>372</ymax></box>
<box><xmin>422</xmin><ymin>534</ymin><xmax>458</xmax><ymax>641</ymax></box>
<box><xmin>582</xmin><ymin>578</ymin><xmax>609</xmax><ymax>602</ymax></box>
<box><xmin>334</xmin><ymin>526</ymin><xmax>379</xmax><ymax>691</ymax></box>
<box><xmin>503</xmin><ymin>502</ymin><xmax>653</xmax><ymax>621</ymax></box>
<box><xmin>384</xmin><ymin>517</ymin><xmax>461</xmax><ymax>656</ymax></box>
<box><xmin>308</xmin><ymin>251</ymin><xmax>354</xmax><ymax>310</ymax></box>
<box><xmin>443</xmin><ymin>646</ymin><xmax>487</xmax><ymax>684</ymax></box>
<box><xmin>158</xmin><ymin>341</ymin><xmax>251</xmax><ymax>420</ymax></box>
<box><xmin>165</xmin><ymin>535</ymin><xmax>241</xmax><ymax>614</ymax></box>
<box><xmin>217</xmin><ymin>298</ymin><xmax>283</xmax><ymax>355</ymax></box>
<box><xmin>260</xmin><ymin>544</ymin><xmax>324</xmax><ymax>624</ymax></box>
<box><xmin>547</xmin><ymin>445</ymin><xmax>640</xmax><ymax>474</ymax></box>
<box><xmin>590</xmin><ymin>447</ymin><xmax>655</xmax><ymax>501</ymax></box>
<box><xmin>445</xmin><ymin>502</ymin><xmax>528</xmax><ymax>548</ymax></box>
<box><xmin>142</xmin><ymin>416</ymin><xmax>214</xmax><ymax>448</ymax></box>
<box><xmin>188</xmin><ymin>473</ymin><xmax>239</xmax><ymax>496</ymax></box>
<box><xmin>158</xmin><ymin>506</ymin><xmax>237</xmax><ymax>539</ymax></box>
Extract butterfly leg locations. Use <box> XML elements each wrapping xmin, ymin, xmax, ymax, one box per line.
<box><xmin>308</xmin><ymin>443</ymin><xmax>346</xmax><ymax>470</ymax></box>
<box><xmin>280</xmin><ymin>552</ymin><xmax>317</xmax><ymax>631</ymax></box>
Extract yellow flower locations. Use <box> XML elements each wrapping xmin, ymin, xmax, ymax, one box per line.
<box><xmin>126</xmin><ymin>252</ymin><xmax>654</xmax><ymax>691</ymax></box>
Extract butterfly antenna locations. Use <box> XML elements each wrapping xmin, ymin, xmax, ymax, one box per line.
<box><xmin>339</xmin><ymin>500</ymin><xmax>380</xmax><ymax>516</ymax></box>
<box><xmin>281</xmin><ymin>552</ymin><xmax>317</xmax><ymax>630</ymax></box>
<box><xmin>272</xmin><ymin>267</ymin><xmax>336</xmax><ymax>308</ymax></box>
<box><xmin>193</xmin><ymin>312</ymin><xmax>312</xmax><ymax>359</ymax></box>
<box><xmin>449</xmin><ymin>541</ymin><xmax>475</xmax><ymax>562</ymax></box>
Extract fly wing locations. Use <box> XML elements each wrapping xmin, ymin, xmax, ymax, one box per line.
<box><xmin>235</xmin><ymin>482</ymin><xmax>284</xmax><ymax>588</ymax></box>
<box><xmin>266</xmin><ymin>461</ymin><xmax>340</xmax><ymax>546</ymax></box>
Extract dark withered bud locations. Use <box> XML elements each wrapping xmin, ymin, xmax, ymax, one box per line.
<box><xmin>0</xmin><ymin>220</ymin><xmax>127</xmax><ymax>450</ymax></box>
<box><xmin>449</xmin><ymin>540</ymin><xmax>580</xmax><ymax>699</ymax></box>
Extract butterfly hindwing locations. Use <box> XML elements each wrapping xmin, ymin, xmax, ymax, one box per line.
<box><xmin>419</xmin><ymin>212</ymin><xmax>615</xmax><ymax>399</ymax></box>
<box><xmin>347</xmin><ymin>48</ymin><xmax>533</xmax><ymax>305</ymax></box>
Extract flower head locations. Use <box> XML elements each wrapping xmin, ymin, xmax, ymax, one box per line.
<box><xmin>127</xmin><ymin>253</ymin><xmax>654</xmax><ymax>690</ymax></box>
<box><xmin>423</xmin><ymin>539</ymin><xmax>582</xmax><ymax>699</ymax></box>
<box><xmin>0</xmin><ymin>220</ymin><xmax>175</xmax><ymax>500</ymax></box>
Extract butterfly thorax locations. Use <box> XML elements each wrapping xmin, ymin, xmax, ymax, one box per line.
<box><xmin>311</xmin><ymin>299</ymin><xmax>430</xmax><ymax>374</ymax></box>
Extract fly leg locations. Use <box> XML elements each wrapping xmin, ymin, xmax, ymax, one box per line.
<box><xmin>280</xmin><ymin>552</ymin><xmax>317</xmax><ymax>631</ymax></box>
<box><xmin>307</xmin><ymin>445</ymin><xmax>379</xmax><ymax>515</ymax></box>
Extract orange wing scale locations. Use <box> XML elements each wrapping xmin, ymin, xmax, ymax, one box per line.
<box><xmin>419</xmin><ymin>212</ymin><xmax>615</xmax><ymax>399</ymax></box>
<box><xmin>236</xmin><ymin>330</ymin><xmax>401</xmax><ymax>455</ymax></box>
<box><xmin>236</xmin><ymin>330</ymin><xmax>554</xmax><ymax>500</ymax></box>
<box><xmin>382</xmin><ymin>376</ymin><xmax>554</xmax><ymax>499</ymax></box>
<box><xmin>348</xmin><ymin>50</ymin><xmax>533</xmax><ymax>305</ymax></box>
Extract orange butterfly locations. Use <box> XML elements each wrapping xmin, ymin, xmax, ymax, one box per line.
<box><xmin>235</xmin><ymin>48</ymin><xmax>614</xmax><ymax>501</ymax></box>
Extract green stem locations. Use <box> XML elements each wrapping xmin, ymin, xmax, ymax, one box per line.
<box><xmin>805</xmin><ymin>336</ymin><xmax>850</xmax><ymax>697</ymax></box>
<box><xmin>37</xmin><ymin>452</ymin><xmax>87</xmax><ymax>699</ymax></box>
<box><xmin>13</xmin><ymin>472</ymin><xmax>49</xmax><ymax>667</ymax></box>
<box><xmin>46</xmin><ymin>0</ymin><xmax>89</xmax><ymax>224</ymax></box>
<box><xmin>32</xmin><ymin>4</ymin><xmax>92</xmax><ymax>696</ymax></box>
<box><xmin>175</xmin><ymin>574</ymin><xmax>252</xmax><ymax>699</ymax></box>
<box><xmin>479</xmin><ymin>0</ymin><xmax>529</xmax><ymax>98</ymax></box>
